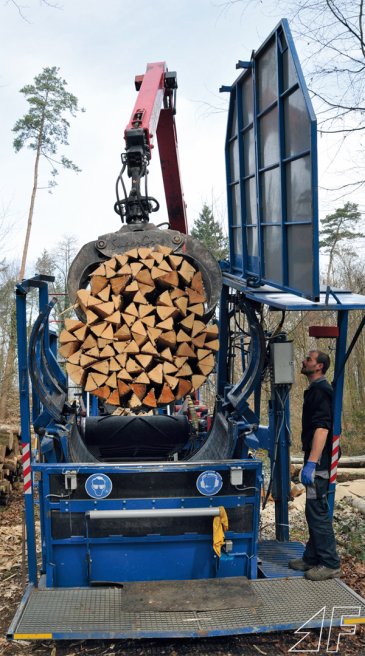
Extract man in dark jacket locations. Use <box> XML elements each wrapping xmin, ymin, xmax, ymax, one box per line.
<box><xmin>289</xmin><ymin>350</ymin><xmax>341</xmax><ymax>580</ymax></box>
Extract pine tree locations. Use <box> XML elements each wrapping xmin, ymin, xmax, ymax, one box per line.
<box><xmin>319</xmin><ymin>202</ymin><xmax>364</xmax><ymax>281</ymax></box>
<box><xmin>191</xmin><ymin>204</ymin><xmax>228</xmax><ymax>261</ymax></box>
<box><xmin>13</xmin><ymin>66</ymin><xmax>84</xmax><ymax>280</ymax></box>
<box><xmin>35</xmin><ymin>249</ymin><xmax>56</xmax><ymax>278</ymax></box>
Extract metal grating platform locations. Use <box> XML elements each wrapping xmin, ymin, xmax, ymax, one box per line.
<box><xmin>8</xmin><ymin>578</ymin><xmax>365</xmax><ymax>640</ymax></box>
<box><xmin>258</xmin><ymin>540</ymin><xmax>305</xmax><ymax>578</ymax></box>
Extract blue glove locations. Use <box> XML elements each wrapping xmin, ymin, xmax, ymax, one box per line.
<box><xmin>301</xmin><ymin>461</ymin><xmax>316</xmax><ymax>486</ymax></box>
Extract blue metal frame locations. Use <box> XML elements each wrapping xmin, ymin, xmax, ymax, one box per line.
<box><xmin>16</xmin><ymin>275</ymin><xmax>68</xmax><ymax>584</ymax></box>
<box><xmin>223</xmin><ymin>20</ymin><xmax>319</xmax><ymax>300</ymax></box>
<box><xmin>329</xmin><ymin>310</ymin><xmax>348</xmax><ymax>516</ymax></box>
<box><xmin>219</xmin><ymin>274</ymin><xmax>365</xmax><ymax>540</ymax></box>
<box><xmin>223</xmin><ymin>275</ymin><xmax>365</xmax><ymax>311</ymax></box>
<box><xmin>34</xmin><ymin>460</ymin><xmax>261</xmax><ymax>587</ymax></box>
<box><xmin>16</xmin><ymin>286</ymin><xmax>38</xmax><ymax>584</ymax></box>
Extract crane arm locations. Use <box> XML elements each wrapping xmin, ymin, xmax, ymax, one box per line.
<box><xmin>116</xmin><ymin>62</ymin><xmax>188</xmax><ymax>233</ymax></box>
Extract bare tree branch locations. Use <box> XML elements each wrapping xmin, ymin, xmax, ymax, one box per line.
<box><xmin>6</xmin><ymin>0</ymin><xmax>62</xmax><ymax>22</ymax></box>
<box><xmin>6</xmin><ymin>0</ymin><xmax>30</xmax><ymax>22</ymax></box>
<box><xmin>220</xmin><ymin>0</ymin><xmax>365</xmax><ymax>193</ymax></box>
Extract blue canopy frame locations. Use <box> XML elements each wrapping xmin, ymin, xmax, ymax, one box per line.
<box><xmin>223</xmin><ymin>19</ymin><xmax>319</xmax><ymax>300</ymax></box>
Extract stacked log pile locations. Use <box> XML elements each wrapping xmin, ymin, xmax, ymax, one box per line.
<box><xmin>61</xmin><ymin>246</ymin><xmax>219</xmax><ymax>409</ymax></box>
<box><xmin>0</xmin><ymin>427</ymin><xmax>22</xmax><ymax>505</ymax></box>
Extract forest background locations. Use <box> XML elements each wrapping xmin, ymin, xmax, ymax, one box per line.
<box><xmin>0</xmin><ymin>0</ymin><xmax>365</xmax><ymax>456</ymax></box>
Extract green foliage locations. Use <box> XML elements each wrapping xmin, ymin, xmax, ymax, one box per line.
<box><xmin>12</xmin><ymin>66</ymin><xmax>84</xmax><ymax>185</ymax></box>
<box><xmin>334</xmin><ymin>502</ymin><xmax>365</xmax><ymax>562</ymax></box>
<box><xmin>191</xmin><ymin>204</ymin><xmax>228</xmax><ymax>261</ymax></box>
<box><xmin>319</xmin><ymin>202</ymin><xmax>364</xmax><ymax>253</ymax></box>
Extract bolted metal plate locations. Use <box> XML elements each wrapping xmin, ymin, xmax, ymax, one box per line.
<box><xmin>8</xmin><ymin>578</ymin><xmax>365</xmax><ymax>639</ymax></box>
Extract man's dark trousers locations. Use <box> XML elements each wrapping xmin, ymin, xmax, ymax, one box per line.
<box><xmin>303</xmin><ymin>476</ymin><xmax>340</xmax><ymax>569</ymax></box>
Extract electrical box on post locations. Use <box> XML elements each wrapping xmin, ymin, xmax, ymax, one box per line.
<box><xmin>270</xmin><ymin>341</ymin><xmax>295</xmax><ymax>384</ymax></box>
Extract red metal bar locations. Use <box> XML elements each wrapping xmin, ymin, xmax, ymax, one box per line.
<box><xmin>157</xmin><ymin>108</ymin><xmax>188</xmax><ymax>234</ymax></box>
<box><xmin>125</xmin><ymin>62</ymin><xmax>166</xmax><ymax>157</ymax></box>
<box><xmin>308</xmin><ymin>326</ymin><xmax>340</xmax><ymax>338</ymax></box>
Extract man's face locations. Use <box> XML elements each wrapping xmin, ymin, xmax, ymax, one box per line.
<box><xmin>301</xmin><ymin>351</ymin><xmax>321</xmax><ymax>376</ymax></box>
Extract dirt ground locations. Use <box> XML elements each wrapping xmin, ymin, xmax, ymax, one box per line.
<box><xmin>1</xmin><ymin>485</ymin><xmax>365</xmax><ymax>656</ymax></box>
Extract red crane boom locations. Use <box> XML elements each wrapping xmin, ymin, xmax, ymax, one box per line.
<box><xmin>122</xmin><ymin>62</ymin><xmax>188</xmax><ymax>234</ymax></box>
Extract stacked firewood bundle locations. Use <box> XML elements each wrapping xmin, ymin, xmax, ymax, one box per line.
<box><xmin>0</xmin><ymin>427</ymin><xmax>22</xmax><ymax>505</ymax></box>
<box><xmin>60</xmin><ymin>245</ymin><xmax>219</xmax><ymax>409</ymax></box>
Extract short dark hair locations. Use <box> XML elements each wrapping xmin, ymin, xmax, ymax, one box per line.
<box><xmin>311</xmin><ymin>350</ymin><xmax>330</xmax><ymax>374</ymax></box>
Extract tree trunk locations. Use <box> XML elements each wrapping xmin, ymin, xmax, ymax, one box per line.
<box><xmin>19</xmin><ymin>109</ymin><xmax>45</xmax><ymax>281</ymax></box>
<box><xmin>326</xmin><ymin>220</ymin><xmax>342</xmax><ymax>283</ymax></box>
<box><xmin>19</xmin><ymin>143</ymin><xmax>42</xmax><ymax>280</ymax></box>
<box><xmin>1</xmin><ymin>116</ymin><xmax>44</xmax><ymax>419</ymax></box>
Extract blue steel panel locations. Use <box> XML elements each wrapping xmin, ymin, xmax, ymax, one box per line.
<box><xmin>221</xmin><ymin>274</ymin><xmax>365</xmax><ymax>311</ymax></box>
<box><xmin>225</xmin><ymin>20</ymin><xmax>319</xmax><ymax>300</ymax></box>
<box><xmin>39</xmin><ymin>460</ymin><xmax>261</xmax><ymax>587</ymax></box>
<box><xmin>52</xmin><ymin>537</ymin><xmax>254</xmax><ymax>586</ymax></box>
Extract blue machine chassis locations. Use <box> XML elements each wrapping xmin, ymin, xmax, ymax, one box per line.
<box><xmin>33</xmin><ymin>460</ymin><xmax>262</xmax><ymax>587</ymax></box>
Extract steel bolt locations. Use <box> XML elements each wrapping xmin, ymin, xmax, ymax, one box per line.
<box><xmin>97</xmin><ymin>239</ymin><xmax>106</xmax><ymax>249</ymax></box>
<box><xmin>172</xmin><ymin>236</ymin><xmax>181</xmax><ymax>244</ymax></box>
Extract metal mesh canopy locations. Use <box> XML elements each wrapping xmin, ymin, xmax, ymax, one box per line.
<box><xmin>225</xmin><ymin>19</ymin><xmax>319</xmax><ymax>300</ymax></box>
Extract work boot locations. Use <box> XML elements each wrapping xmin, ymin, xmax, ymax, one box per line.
<box><xmin>288</xmin><ymin>558</ymin><xmax>312</xmax><ymax>571</ymax></box>
<box><xmin>304</xmin><ymin>565</ymin><xmax>341</xmax><ymax>581</ymax></box>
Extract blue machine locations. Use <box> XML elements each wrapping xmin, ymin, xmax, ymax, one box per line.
<box><xmin>8</xmin><ymin>19</ymin><xmax>365</xmax><ymax>641</ymax></box>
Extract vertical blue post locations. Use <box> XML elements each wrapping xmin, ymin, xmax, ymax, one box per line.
<box><xmin>328</xmin><ymin>310</ymin><xmax>348</xmax><ymax>517</ymax></box>
<box><xmin>16</xmin><ymin>288</ymin><xmax>38</xmax><ymax>584</ymax></box>
<box><xmin>90</xmin><ymin>394</ymin><xmax>99</xmax><ymax>416</ymax></box>
<box><xmin>39</xmin><ymin>284</ymin><xmax>49</xmax><ymax>313</ymax></box>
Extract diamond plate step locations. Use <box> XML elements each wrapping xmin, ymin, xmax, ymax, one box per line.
<box><xmin>8</xmin><ymin>578</ymin><xmax>365</xmax><ymax>640</ymax></box>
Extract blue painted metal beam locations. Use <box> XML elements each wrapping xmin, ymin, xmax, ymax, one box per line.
<box><xmin>16</xmin><ymin>289</ymin><xmax>38</xmax><ymax>585</ymax></box>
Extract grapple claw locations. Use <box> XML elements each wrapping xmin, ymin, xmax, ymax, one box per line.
<box><xmin>67</xmin><ymin>224</ymin><xmax>222</xmax><ymax>322</ymax></box>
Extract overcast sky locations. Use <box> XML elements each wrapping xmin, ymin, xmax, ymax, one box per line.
<box><xmin>0</xmin><ymin>0</ymin><xmax>362</xmax><ymax>274</ymax></box>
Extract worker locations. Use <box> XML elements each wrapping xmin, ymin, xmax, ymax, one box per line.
<box><xmin>289</xmin><ymin>349</ymin><xmax>341</xmax><ymax>581</ymax></box>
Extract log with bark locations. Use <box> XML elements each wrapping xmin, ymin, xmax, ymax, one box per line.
<box><xmin>61</xmin><ymin>246</ymin><xmax>218</xmax><ymax>409</ymax></box>
<box><xmin>0</xmin><ymin>429</ymin><xmax>22</xmax><ymax>504</ymax></box>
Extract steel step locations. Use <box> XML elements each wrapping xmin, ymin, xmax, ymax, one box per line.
<box><xmin>258</xmin><ymin>539</ymin><xmax>306</xmax><ymax>578</ymax></box>
<box><xmin>8</xmin><ymin>577</ymin><xmax>365</xmax><ymax>640</ymax></box>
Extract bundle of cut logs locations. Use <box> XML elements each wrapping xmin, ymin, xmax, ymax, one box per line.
<box><xmin>60</xmin><ymin>246</ymin><xmax>219</xmax><ymax>409</ymax></box>
<box><xmin>0</xmin><ymin>427</ymin><xmax>22</xmax><ymax>504</ymax></box>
